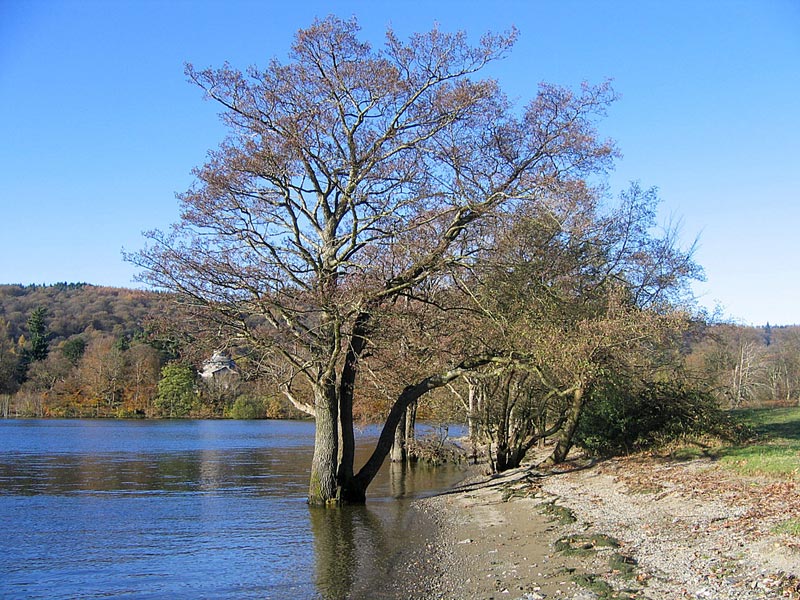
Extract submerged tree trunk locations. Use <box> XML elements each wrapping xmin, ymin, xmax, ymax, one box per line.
<box><xmin>405</xmin><ymin>400</ymin><xmax>417</xmax><ymax>447</ymax></box>
<box><xmin>308</xmin><ymin>503</ymin><xmax>357</xmax><ymax>596</ymax></box>
<box><xmin>390</xmin><ymin>400</ymin><xmax>418</xmax><ymax>463</ymax></box>
<box><xmin>309</xmin><ymin>383</ymin><xmax>340</xmax><ymax>505</ymax></box>
<box><xmin>390</xmin><ymin>409</ymin><xmax>407</xmax><ymax>463</ymax></box>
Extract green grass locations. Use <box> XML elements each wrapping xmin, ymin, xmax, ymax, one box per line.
<box><xmin>608</xmin><ymin>553</ymin><xmax>638</xmax><ymax>579</ymax></box>
<box><xmin>539</xmin><ymin>501</ymin><xmax>578</xmax><ymax>524</ymax></box>
<box><xmin>772</xmin><ymin>518</ymin><xmax>800</xmax><ymax>536</ymax></box>
<box><xmin>717</xmin><ymin>407</ymin><xmax>800</xmax><ymax>480</ymax></box>
<box><xmin>571</xmin><ymin>573</ymin><xmax>639</xmax><ymax>599</ymax></box>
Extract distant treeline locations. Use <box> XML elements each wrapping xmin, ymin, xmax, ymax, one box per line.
<box><xmin>0</xmin><ymin>283</ymin><xmax>797</xmax><ymax>421</ymax></box>
<box><xmin>0</xmin><ymin>283</ymin><xmax>163</xmax><ymax>346</ymax></box>
<box><xmin>683</xmin><ymin>320</ymin><xmax>800</xmax><ymax>408</ymax></box>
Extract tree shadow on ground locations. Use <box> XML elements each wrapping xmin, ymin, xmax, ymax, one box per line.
<box><xmin>435</xmin><ymin>457</ymin><xmax>600</xmax><ymax>497</ymax></box>
<box><xmin>752</xmin><ymin>415</ymin><xmax>800</xmax><ymax>442</ymax></box>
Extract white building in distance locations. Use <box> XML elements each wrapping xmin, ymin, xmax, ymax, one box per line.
<box><xmin>200</xmin><ymin>351</ymin><xmax>237</xmax><ymax>379</ymax></box>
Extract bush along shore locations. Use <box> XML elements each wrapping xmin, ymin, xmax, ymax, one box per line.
<box><xmin>401</xmin><ymin>408</ymin><xmax>800</xmax><ymax>600</ymax></box>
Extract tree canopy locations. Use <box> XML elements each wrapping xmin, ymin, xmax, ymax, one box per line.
<box><xmin>130</xmin><ymin>16</ymin><xmax>702</xmax><ymax>504</ymax></box>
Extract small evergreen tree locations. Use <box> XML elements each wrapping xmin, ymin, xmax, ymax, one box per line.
<box><xmin>61</xmin><ymin>336</ymin><xmax>87</xmax><ymax>365</ymax></box>
<box><xmin>228</xmin><ymin>396</ymin><xmax>266</xmax><ymax>420</ymax></box>
<box><xmin>154</xmin><ymin>363</ymin><xmax>197</xmax><ymax>417</ymax></box>
<box><xmin>26</xmin><ymin>307</ymin><xmax>49</xmax><ymax>362</ymax></box>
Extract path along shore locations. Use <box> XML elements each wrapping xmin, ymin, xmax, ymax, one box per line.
<box><xmin>399</xmin><ymin>454</ymin><xmax>799</xmax><ymax>600</ymax></box>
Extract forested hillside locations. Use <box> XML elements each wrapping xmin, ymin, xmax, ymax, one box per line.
<box><xmin>0</xmin><ymin>284</ymin><xmax>300</xmax><ymax>419</ymax></box>
<box><xmin>0</xmin><ymin>283</ymin><xmax>163</xmax><ymax>344</ymax></box>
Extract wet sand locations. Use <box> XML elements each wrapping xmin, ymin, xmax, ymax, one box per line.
<box><xmin>404</xmin><ymin>468</ymin><xmax>599</xmax><ymax>600</ymax></box>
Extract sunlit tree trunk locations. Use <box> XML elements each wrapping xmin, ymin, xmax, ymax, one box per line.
<box><xmin>389</xmin><ymin>400</ymin><xmax>418</xmax><ymax>464</ymax></box>
<box><xmin>465</xmin><ymin>379</ymin><xmax>478</xmax><ymax>439</ymax></box>
<box><xmin>547</xmin><ymin>385</ymin><xmax>585</xmax><ymax>465</ymax></box>
<box><xmin>390</xmin><ymin>409</ymin><xmax>407</xmax><ymax>463</ymax></box>
<box><xmin>309</xmin><ymin>382</ymin><xmax>339</xmax><ymax>505</ymax></box>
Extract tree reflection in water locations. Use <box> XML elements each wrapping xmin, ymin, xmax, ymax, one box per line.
<box><xmin>310</xmin><ymin>504</ymin><xmax>385</xmax><ymax>599</ymax></box>
<box><xmin>310</xmin><ymin>459</ymin><xmax>465</xmax><ymax>599</ymax></box>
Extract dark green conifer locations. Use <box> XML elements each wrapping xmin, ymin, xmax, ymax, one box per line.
<box><xmin>26</xmin><ymin>306</ymin><xmax>49</xmax><ymax>362</ymax></box>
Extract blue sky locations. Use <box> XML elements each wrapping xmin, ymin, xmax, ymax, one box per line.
<box><xmin>1</xmin><ymin>0</ymin><xmax>798</xmax><ymax>325</ymax></box>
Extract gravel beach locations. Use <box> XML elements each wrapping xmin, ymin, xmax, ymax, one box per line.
<box><xmin>399</xmin><ymin>454</ymin><xmax>799</xmax><ymax>600</ymax></box>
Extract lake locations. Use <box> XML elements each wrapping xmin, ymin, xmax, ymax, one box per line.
<box><xmin>0</xmin><ymin>419</ymin><xmax>467</xmax><ymax>599</ymax></box>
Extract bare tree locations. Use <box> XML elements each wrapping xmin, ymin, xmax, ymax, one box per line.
<box><xmin>458</xmin><ymin>183</ymin><xmax>699</xmax><ymax>468</ymax></box>
<box><xmin>131</xmin><ymin>16</ymin><xmax>616</xmax><ymax>504</ymax></box>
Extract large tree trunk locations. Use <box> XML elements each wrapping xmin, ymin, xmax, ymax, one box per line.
<box><xmin>495</xmin><ymin>442</ymin><xmax>511</xmax><ymax>472</ymax></box>
<box><xmin>491</xmin><ymin>375</ymin><xmax>513</xmax><ymax>472</ymax></box>
<box><xmin>336</xmin><ymin>314</ymin><xmax>370</xmax><ymax>490</ymax></box>
<box><xmin>309</xmin><ymin>383</ymin><xmax>340</xmax><ymax>505</ymax></box>
<box><xmin>547</xmin><ymin>385</ymin><xmax>585</xmax><ymax>465</ymax></box>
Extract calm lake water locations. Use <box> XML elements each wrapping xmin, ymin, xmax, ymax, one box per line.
<box><xmin>0</xmin><ymin>420</ymin><xmax>467</xmax><ymax>599</ymax></box>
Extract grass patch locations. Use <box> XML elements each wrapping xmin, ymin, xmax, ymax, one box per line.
<box><xmin>500</xmin><ymin>484</ymin><xmax>537</xmax><ymax>502</ymax></box>
<box><xmin>555</xmin><ymin>533</ymin><xmax>620</xmax><ymax>556</ymax></box>
<box><xmin>571</xmin><ymin>573</ymin><xmax>639</xmax><ymax>599</ymax></box>
<box><xmin>733</xmin><ymin>407</ymin><xmax>800</xmax><ymax>434</ymax></box>
<box><xmin>715</xmin><ymin>408</ymin><xmax>800</xmax><ymax>480</ymax></box>
<box><xmin>773</xmin><ymin>518</ymin><xmax>800</xmax><ymax>536</ymax></box>
<box><xmin>539</xmin><ymin>501</ymin><xmax>577</xmax><ymax>524</ymax></box>
<box><xmin>572</xmin><ymin>574</ymin><xmax>614</xmax><ymax>596</ymax></box>
<box><xmin>718</xmin><ymin>444</ymin><xmax>799</xmax><ymax>478</ymax></box>
<box><xmin>608</xmin><ymin>553</ymin><xmax>638</xmax><ymax>579</ymax></box>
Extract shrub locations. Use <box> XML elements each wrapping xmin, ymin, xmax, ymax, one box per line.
<box><xmin>228</xmin><ymin>396</ymin><xmax>266</xmax><ymax>420</ymax></box>
<box><xmin>575</xmin><ymin>379</ymin><xmax>732</xmax><ymax>457</ymax></box>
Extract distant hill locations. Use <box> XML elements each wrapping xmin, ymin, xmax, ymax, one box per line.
<box><xmin>0</xmin><ymin>283</ymin><xmax>168</xmax><ymax>345</ymax></box>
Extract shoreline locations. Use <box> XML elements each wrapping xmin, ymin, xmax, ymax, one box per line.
<box><xmin>404</xmin><ymin>454</ymin><xmax>799</xmax><ymax>600</ymax></box>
